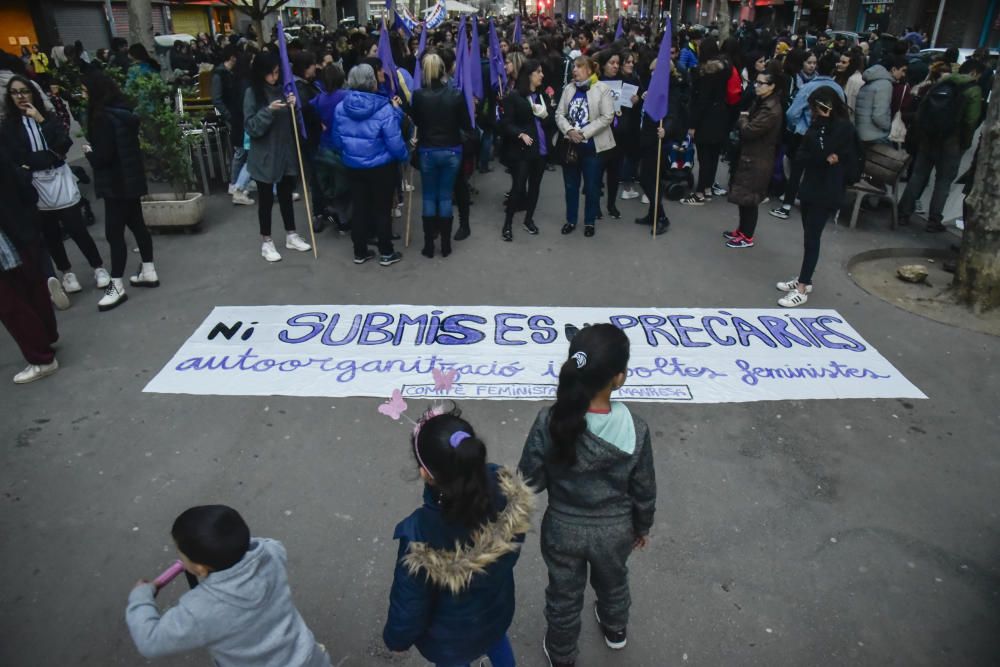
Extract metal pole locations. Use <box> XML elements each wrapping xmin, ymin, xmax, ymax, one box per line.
<box><xmin>931</xmin><ymin>0</ymin><xmax>947</xmax><ymax>48</ymax></box>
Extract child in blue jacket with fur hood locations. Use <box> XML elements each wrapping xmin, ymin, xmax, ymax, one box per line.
<box><xmin>383</xmin><ymin>407</ymin><xmax>534</xmax><ymax>667</ymax></box>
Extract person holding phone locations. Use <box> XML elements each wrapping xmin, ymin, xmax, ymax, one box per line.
<box><xmin>776</xmin><ymin>87</ymin><xmax>855</xmax><ymax>307</ymax></box>
<box><xmin>244</xmin><ymin>52</ymin><xmax>312</xmax><ymax>263</ymax></box>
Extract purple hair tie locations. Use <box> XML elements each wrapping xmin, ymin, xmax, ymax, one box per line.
<box><xmin>449</xmin><ymin>431</ymin><xmax>471</xmax><ymax>448</ymax></box>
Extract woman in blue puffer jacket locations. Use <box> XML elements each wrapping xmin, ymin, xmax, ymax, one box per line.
<box><xmin>331</xmin><ymin>64</ymin><xmax>408</xmax><ymax>266</ymax></box>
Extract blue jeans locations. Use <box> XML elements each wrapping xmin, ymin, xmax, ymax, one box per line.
<box><xmin>420</xmin><ymin>149</ymin><xmax>462</xmax><ymax>217</ymax></box>
<box><xmin>229</xmin><ymin>146</ymin><xmax>247</xmax><ymax>185</ymax></box>
<box><xmin>435</xmin><ymin>633</ymin><xmax>515</xmax><ymax>667</ymax></box>
<box><xmin>562</xmin><ymin>153</ymin><xmax>604</xmax><ymax>227</ymax></box>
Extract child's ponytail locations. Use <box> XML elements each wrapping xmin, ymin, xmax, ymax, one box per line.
<box><xmin>412</xmin><ymin>407</ymin><xmax>496</xmax><ymax>529</ymax></box>
<box><xmin>548</xmin><ymin>323</ymin><xmax>631</xmax><ymax>466</ymax></box>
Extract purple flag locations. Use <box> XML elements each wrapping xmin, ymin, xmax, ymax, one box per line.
<box><xmin>644</xmin><ymin>20</ymin><xmax>672</xmax><ymax>123</ymax></box>
<box><xmin>412</xmin><ymin>26</ymin><xmax>427</xmax><ymax>91</ymax></box>
<box><xmin>378</xmin><ymin>18</ymin><xmax>398</xmax><ymax>94</ymax></box>
<box><xmin>455</xmin><ymin>16</ymin><xmax>476</xmax><ymax>127</ymax></box>
<box><xmin>276</xmin><ymin>19</ymin><xmax>306</xmax><ymax>138</ymax></box>
<box><xmin>513</xmin><ymin>15</ymin><xmax>521</xmax><ymax>45</ymax></box>
<box><xmin>488</xmin><ymin>18</ymin><xmax>507</xmax><ymax>92</ymax></box>
<box><xmin>470</xmin><ymin>17</ymin><xmax>483</xmax><ymax>100</ymax></box>
<box><xmin>615</xmin><ymin>17</ymin><xmax>624</xmax><ymax>41</ymax></box>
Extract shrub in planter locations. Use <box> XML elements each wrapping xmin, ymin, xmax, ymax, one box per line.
<box><xmin>123</xmin><ymin>72</ymin><xmax>205</xmax><ymax>228</ymax></box>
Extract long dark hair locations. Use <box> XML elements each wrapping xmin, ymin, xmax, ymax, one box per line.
<box><xmin>4</xmin><ymin>75</ymin><xmax>44</xmax><ymax>122</ymax></box>
<box><xmin>808</xmin><ymin>85</ymin><xmax>849</xmax><ymax>121</ymax></box>
<box><xmin>250</xmin><ymin>51</ymin><xmax>280</xmax><ymax>106</ymax></box>
<box><xmin>81</xmin><ymin>70</ymin><xmax>130</xmax><ymax>139</ymax></box>
<box><xmin>549</xmin><ymin>324</ymin><xmax>630</xmax><ymax>466</ymax></box>
<box><xmin>413</xmin><ymin>406</ymin><xmax>494</xmax><ymax>529</ymax></box>
<box><xmin>515</xmin><ymin>58</ymin><xmax>542</xmax><ymax>96</ymax></box>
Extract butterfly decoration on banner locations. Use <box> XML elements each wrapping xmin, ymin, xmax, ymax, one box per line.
<box><xmin>432</xmin><ymin>368</ymin><xmax>458</xmax><ymax>391</ymax></box>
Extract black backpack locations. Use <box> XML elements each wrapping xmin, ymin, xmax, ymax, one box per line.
<box><xmin>917</xmin><ymin>79</ymin><xmax>973</xmax><ymax>139</ymax></box>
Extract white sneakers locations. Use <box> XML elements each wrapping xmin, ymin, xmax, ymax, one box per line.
<box><xmin>392</xmin><ymin>204</ymin><xmax>403</xmax><ymax>218</ymax></box>
<box><xmin>285</xmin><ymin>233</ymin><xmax>311</xmax><ymax>252</ymax></box>
<box><xmin>62</xmin><ymin>272</ymin><xmax>82</xmax><ymax>294</ymax></box>
<box><xmin>232</xmin><ymin>190</ymin><xmax>255</xmax><ymax>206</ymax></box>
<box><xmin>94</xmin><ymin>267</ymin><xmax>110</xmax><ymax>288</ymax></box>
<box><xmin>641</xmin><ymin>194</ymin><xmax>650</xmax><ymax>205</ymax></box>
<box><xmin>130</xmin><ymin>263</ymin><xmax>159</xmax><ymax>287</ymax></box>
<box><xmin>227</xmin><ymin>184</ymin><xmax>238</xmax><ymax>195</ymax></box>
<box><xmin>13</xmin><ymin>359</ymin><xmax>59</xmax><ymax>384</ymax></box>
<box><xmin>779</xmin><ymin>290</ymin><xmax>809</xmax><ymax>307</ymax></box>
<box><xmin>777</xmin><ymin>277</ymin><xmax>812</xmax><ymax>307</ymax></box>
<box><xmin>620</xmin><ymin>187</ymin><xmax>640</xmax><ymax>200</ymax></box>
<box><xmin>402</xmin><ymin>181</ymin><xmax>415</xmax><ymax>192</ymax></box>
<box><xmin>262</xmin><ymin>235</ymin><xmax>309</xmax><ymax>261</ymax></box>
<box><xmin>776</xmin><ymin>278</ymin><xmax>813</xmax><ymax>294</ymax></box>
<box><xmin>261</xmin><ymin>239</ymin><xmax>282</xmax><ymax>262</ymax></box>
<box><xmin>97</xmin><ymin>278</ymin><xmax>127</xmax><ymax>312</ymax></box>
<box><xmin>47</xmin><ymin>276</ymin><xmax>70</xmax><ymax>310</ymax></box>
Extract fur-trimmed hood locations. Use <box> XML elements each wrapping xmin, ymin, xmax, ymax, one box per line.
<box><xmin>401</xmin><ymin>468</ymin><xmax>534</xmax><ymax>596</ymax></box>
<box><xmin>699</xmin><ymin>58</ymin><xmax>727</xmax><ymax>76</ymax></box>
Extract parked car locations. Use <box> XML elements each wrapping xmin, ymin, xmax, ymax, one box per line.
<box><xmin>826</xmin><ymin>30</ymin><xmax>861</xmax><ymax>46</ymax></box>
<box><xmin>912</xmin><ymin>48</ymin><xmax>999</xmax><ymax>67</ymax></box>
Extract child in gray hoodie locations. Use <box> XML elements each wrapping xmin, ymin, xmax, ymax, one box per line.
<box><xmin>126</xmin><ymin>505</ymin><xmax>331</xmax><ymax>667</ymax></box>
<box><xmin>519</xmin><ymin>324</ymin><xmax>657</xmax><ymax>667</ymax></box>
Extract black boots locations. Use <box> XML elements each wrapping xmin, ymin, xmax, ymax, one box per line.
<box><xmin>440</xmin><ymin>218</ymin><xmax>453</xmax><ymax>257</ymax></box>
<box><xmin>454</xmin><ymin>220</ymin><xmax>470</xmax><ymax>240</ymax></box>
<box><xmin>421</xmin><ymin>216</ymin><xmax>437</xmax><ymax>258</ymax></box>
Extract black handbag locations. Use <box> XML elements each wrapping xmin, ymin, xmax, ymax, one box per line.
<box><xmin>555</xmin><ymin>134</ymin><xmax>579</xmax><ymax>167</ymax></box>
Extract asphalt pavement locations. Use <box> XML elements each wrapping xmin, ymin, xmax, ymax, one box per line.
<box><xmin>1</xmin><ymin>160</ymin><xmax>998</xmax><ymax>667</ymax></box>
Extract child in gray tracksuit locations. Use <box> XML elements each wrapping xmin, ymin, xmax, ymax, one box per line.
<box><xmin>518</xmin><ymin>323</ymin><xmax>656</xmax><ymax>667</ymax></box>
<box><xmin>126</xmin><ymin>505</ymin><xmax>331</xmax><ymax>667</ymax></box>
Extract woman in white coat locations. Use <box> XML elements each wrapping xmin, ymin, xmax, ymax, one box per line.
<box><xmin>555</xmin><ymin>56</ymin><xmax>615</xmax><ymax>238</ymax></box>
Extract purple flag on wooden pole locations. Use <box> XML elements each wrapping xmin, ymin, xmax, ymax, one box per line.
<box><xmin>455</xmin><ymin>16</ymin><xmax>476</xmax><ymax>127</ymax></box>
<box><xmin>378</xmin><ymin>18</ymin><xmax>398</xmax><ymax>94</ymax></box>
<box><xmin>488</xmin><ymin>18</ymin><xmax>507</xmax><ymax>92</ymax></box>
<box><xmin>470</xmin><ymin>16</ymin><xmax>483</xmax><ymax>100</ymax></box>
<box><xmin>513</xmin><ymin>14</ymin><xmax>521</xmax><ymax>44</ymax></box>
<box><xmin>615</xmin><ymin>16</ymin><xmax>624</xmax><ymax>40</ymax></box>
<box><xmin>276</xmin><ymin>19</ymin><xmax>306</xmax><ymax>138</ymax></box>
<box><xmin>644</xmin><ymin>20</ymin><xmax>672</xmax><ymax>122</ymax></box>
<box><xmin>412</xmin><ymin>26</ymin><xmax>427</xmax><ymax>91</ymax></box>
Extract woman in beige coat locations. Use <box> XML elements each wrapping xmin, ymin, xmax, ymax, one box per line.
<box><xmin>555</xmin><ymin>56</ymin><xmax>615</xmax><ymax>237</ymax></box>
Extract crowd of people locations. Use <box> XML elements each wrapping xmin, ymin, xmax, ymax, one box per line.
<box><xmin>0</xmin><ymin>17</ymin><xmax>992</xmax><ymax>377</ymax></box>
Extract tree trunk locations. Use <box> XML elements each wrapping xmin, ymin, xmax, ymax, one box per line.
<box><xmin>320</xmin><ymin>0</ymin><xmax>338</xmax><ymax>28</ymax></box>
<box><xmin>954</xmin><ymin>73</ymin><xmax>1000</xmax><ymax>312</ymax></box>
<box><xmin>254</xmin><ymin>18</ymin><xmax>265</xmax><ymax>43</ymax></box>
<box><xmin>127</xmin><ymin>0</ymin><xmax>154</xmax><ymax>54</ymax></box>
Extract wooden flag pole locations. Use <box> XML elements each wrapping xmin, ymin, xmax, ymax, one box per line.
<box><xmin>288</xmin><ymin>98</ymin><xmax>318</xmax><ymax>258</ymax></box>
<box><xmin>651</xmin><ymin>120</ymin><xmax>663</xmax><ymax>238</ymax></box>
<box><xmin>405</xmin><ymin>129</ymin><xmax>417</xmax><ymax>248</ymax></box>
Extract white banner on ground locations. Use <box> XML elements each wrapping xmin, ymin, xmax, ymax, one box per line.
<box><xmin>143</xmin><ymin>305</ymin><xmax>926</xmax><ymax>403</ymax></box>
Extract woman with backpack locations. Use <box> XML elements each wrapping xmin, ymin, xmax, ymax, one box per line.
<box><xmin>723</xmin><ymin>64</ymin><xmax>785</xmax><ymax>249</ymax></box>
<box><xmin>776</xmin><ymin>87</ymin><xmax>855</xmax><ymax>307</ymax></box>
<box><xmin>680</xmin><ymin>38</ymin><xmax>730</xmax><ymax>205</ymax></box>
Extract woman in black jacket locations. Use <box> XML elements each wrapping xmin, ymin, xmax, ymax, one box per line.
<box><xmin>0</xmin><ymin>143</ymin><xmax>60</xmax><ymax>384</ymax></box>
<box><xmin>411</xmin><ymin>52</ymin><xmax>472</xmax><ymax>258</ymax></box>
<box><xmin>680</xmin><ymin>38</ymin><xmax>731</xmax><ymax>205</ymax></box>
<box><xmin>82</xmin><ymin>70</ymin><xmax>157</xmax><ymax>312</ymax></box>
<box><xmin>2</xmin><ymin>75</ymin><xmax>107</xmax><ymax>298</ymax></box>
<box><xmin>498</xmin><ymin>59</ymin><xmax>554</xmax><ymax>242</ymax></box>
<box><xmin>595</xmin><ymin>49</ymin><xmax>624</xmax><ymax>219</ymax></box>
<box><xmin>777</xmin><ymin>87</ymin><xmax>855</xmax><ymax>307</ymax></box>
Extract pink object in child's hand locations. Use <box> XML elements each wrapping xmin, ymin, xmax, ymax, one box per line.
<box><xmin>153</xmin><ymin>560</ymin><xmax>185</xmax><ymax>589</ymax></box>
